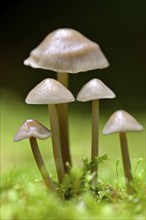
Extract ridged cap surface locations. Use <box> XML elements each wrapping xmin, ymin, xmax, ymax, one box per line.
<box><xmin>25</xmin><ymin>78</ymin><xmax>75</xmax><ymax>104</ymax></box>
<box><xmin>13</xmin><ymin>119</ymin><xmax>52</xmax><ymax>141</ymax></box>
<box><xmin>24</xmin><ymin>28</ymin><xmax>109</xmax><ymax>73</ymax></box>
<box><xmin>103</xmin><ymin>110</ymin><xmax>143</xmax><ymax>134</ymax></box>
<box><xmin>77</xmin><ymin>78</ymin><xmax>116</xmax><ymax>101</ymax></box>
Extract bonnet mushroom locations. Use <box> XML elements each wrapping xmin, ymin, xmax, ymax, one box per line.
<box><xmin>25</xmin><ymin>78</ymin><xmax>75</xmax><ymax>182</ymax></box>
<box><xmin>13</xmin><ymin>119</ymin><xmax>56</xmax><ymax>192</ymax></box>
<box><xmin>77</xmin><ymin>78</ymin><xmax>115</xmax><ymax>185</ymax></box>
<box><xmin>102</xmin><ymin>110</ymin><xmax>143</xmax><ymax>192</ymax></box>
<box><xmin>24</xmin><ymin>28</ymin><xmax>109</xmax><ymax>172</ymax></box>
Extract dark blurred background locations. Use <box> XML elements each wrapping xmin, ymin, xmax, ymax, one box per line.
<box><xmin>1</xmin><ymin>0</ymin><xmax>146</xmax><ymax>110</ymax></box>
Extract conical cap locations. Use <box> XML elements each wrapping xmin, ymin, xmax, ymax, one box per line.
<box><xmin>14</xmin><ymin>119</ymin><xmax>51</xmax><ymax>141</ymax></box>
<box><xmin>103</xmin><ymin>110</ymin><xmax>143</xmax><ymax>134</ymax></box>
<box><xmin>25</xmin><ymin>78</ymin><xmax>75</xmax><ymax>104</ymax></box>
<box><xmin>77</xmin><ymin>78</ymin><xmax>116</xmax><ymax>102</ymax></box>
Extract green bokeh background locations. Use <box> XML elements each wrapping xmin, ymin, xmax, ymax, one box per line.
<box><xmin>1</xmin><ymin>0</ymin><xmax>145</xmax><ymax>173</ymax></box>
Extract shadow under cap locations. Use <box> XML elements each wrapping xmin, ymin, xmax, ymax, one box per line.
<box><xmin>24</xmin><ymin>28</ymin><xmax>109</xmax><ymax>73</ymax></box>
<box><xmin>13</xmin><ymin>119</ymin><xmax>52</xmax><ymax>141</ymax></box>
<box><xmin>25</xmin><ymin>78</ymin><xmax>75</xmax><ymax>104</ymax></box>
<box><xmin>103</xmin><ymin>110</ymin><xmax>143</xmax><ymax>135</ymax></box>
<box><xmin>77</xmin><ymin>78</ymin><xmax>116</xmax><ymax>102</ymax></box>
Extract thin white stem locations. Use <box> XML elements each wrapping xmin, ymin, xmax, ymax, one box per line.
<box><xmin>91</xmin><ymin>99</ymin><xmax>99</xmax><ymax>185</ymax></box>
<box><xmin>48</xmin><ymin>104</ymin><xmax>65</xmax><ymax>183</ymax></box>
<box><xmin>57</xmin><ymin>72</ymin><xmax>71</xmax><ymax>172</ymax></box>
<box><xmin>29</xmin><ymin>137</ymin><xmax>56</xmax><ymax>192</ymax></box>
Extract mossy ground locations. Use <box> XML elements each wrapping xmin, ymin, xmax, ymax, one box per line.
<box><xmin>1</xmin><ymin>90</ymin><xmax>145</xmax><ymax>219</ymax></box>
<box><xmin>1</xmin><ymin>157</ymin><xmax>145</xmax><ymax>219</ymax></box>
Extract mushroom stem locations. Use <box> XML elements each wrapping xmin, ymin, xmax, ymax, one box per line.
<box><xmin>57</xmin><ymin>72</ymin><xmax>68</xmax><ymax>87</ymax></box>
<box><xmin>119</xmin><ymin>132</ymin><xmax>133</xmax><ymax>192</ymax></box>
<box><xmin>91</xmin><ymin>99</ymin><xmax>99</xmax><ymax>185</ymax></box>
<box><xmin>29</xmin><ymin>137</ymin><xmax>56</xmax><ymax>192</ymax></box>
<box><xmin>48</xmin><ymin>104</ymin><xmax>65</xmax><ymax>182</ymax></box>
<box><xmin>57</xmin><ymin>72</ymin><xmax>72</xmax><ymax>172</ymax></box>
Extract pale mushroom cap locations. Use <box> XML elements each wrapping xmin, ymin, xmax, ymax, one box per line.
<box><xmin>25</xmin><ymin>78</ymin><xmax>75</xmax><ymax>104</ymax></box>
<box><xmin>24</xmin><ymin>28</ymin><xmax>109</xmax><ymax>73</ymax></box>
<box><xmin>103</xmin><ymin>110</ymin><xmax>143</xmax><ymax>134</ymax></box>
<box><xmin>13</xmin><ymin>119</ymin><xmax>52</xmax><ymax>142</ymax></box>
<box><xmin>76</xmin><ymin>78</ymin><xmax>116</xmax><ymax>102</ymax></box>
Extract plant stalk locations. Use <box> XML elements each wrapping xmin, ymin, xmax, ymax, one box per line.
<box><xmin>29</xmin><ymin>137</ymin><xmax>56</xmax><ymax>192</ymax></box>
<box><xmin>57</xmin><ymin>72</ymin><xmax>71</xmax><ymax>172</ymax></box>
<box><xmin>91</xmin><ymin>99</ymin><xmax>99</xmax><ymax>185</ymax></box>
<box><xmin>48</xmin><ymin>104</ymin><xmax>65</xmax><ymax>182</ymax></box>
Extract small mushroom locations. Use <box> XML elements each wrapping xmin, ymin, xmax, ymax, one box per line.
<box><xmin>13</xmin><ymin>119</ymin><xmax>56</xmax><ymax>192</ymax></box>
<box><xmin>77</xmin><ymin>78</ymin><xmax>115</xmax><ymax>185</ymax></box>
<box><xmin>25</xmin><ymin>78</ymin><xmax>75</xmax><ymax>182</ymax></box>
<box><xmin>24</xmin><ymin>28</ymin><xmax>109</xmax><ymax>73</ymax></box>
<box><xmin>24</xmin><ymin>28</ymin><xmax>109</xmax><ymax>172</ymax></box>
<box><xmin>102</xmin><ymin>110</ymin><xmax>143</xmax><ymax>192</ymax></box>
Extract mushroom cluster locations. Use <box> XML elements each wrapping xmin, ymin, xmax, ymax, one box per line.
<box><xmin>14</xmin><ymin>28</ymin><xmax>143</xmax><ymax>193</ymax></box>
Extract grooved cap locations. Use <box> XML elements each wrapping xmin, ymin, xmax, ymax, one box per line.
<box><xmin>77</xmin><ymin>78</ymin><xmax>116</xmax><ymax>102</ymax></box>
<box><xmin>13</xmin><ymin>119</ymin><xmax>52</xmax><ymax>141</ymax></box>
<box><xmin>103</xmin><ymin>110</ymin><xmax>143</xmax><ymax>134</ymax></box>
<box><xmin>24</xmin><ymin>28</ymin><xmax>109</xmax><ymax>73</ymax></box>
<box><xmin>25</xmin><ymin>78</ymin><xmax>75</xmax><ymax>104</ymax></box>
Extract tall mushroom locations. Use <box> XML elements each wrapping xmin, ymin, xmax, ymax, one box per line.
<box><xmin>77</xmin><ymin>78</ymin><xmax>115</xmax><ymax>185</ymax></box>
<box><xmin>102</xmin><ymin>110</ymin><xmax>143</xmax><ymax>193</ymax></box>
<box><xmin>25</xmin><ymin>78</ymin><xmax>75</xmax><ymax>182</ymax></box>
<box><xmin>13</xmin><ymin>119</ymin><xmax>56</xmax><ymax>192</ymax></box>
<box><xmin>24</xmin><ymin>28</ymin><xmax>109</xmax><ymax>172</ymax></box>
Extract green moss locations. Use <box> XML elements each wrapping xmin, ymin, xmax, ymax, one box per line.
<box><xmin>1</xmin><ymin>156</ymin><xmax>145</xmax><ymax>220</ymax></box>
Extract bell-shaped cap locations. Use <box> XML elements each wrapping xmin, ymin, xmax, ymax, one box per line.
<box><xmin>25</xmin><ymin>78</ymin><xmax>75</xmax><ymax>104</ymax></box>
<box><xmin>13</xmin><ymin>119</ymin><xmax>52</xmax><ymax>142</ymax></box>
<box><xmin>103</xmin><ymin>110</ymin><xmax>143</xmax><ymax>134</ymax></box>
<box><xmin>24</xmin><ymin>28</ymin><xmax>109</xmax><ymax>73</ymax></box>
<box><xmin>77</xmin><ymin>78</ymin><xmax>116</xmax><ymax>102</ymax></box>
